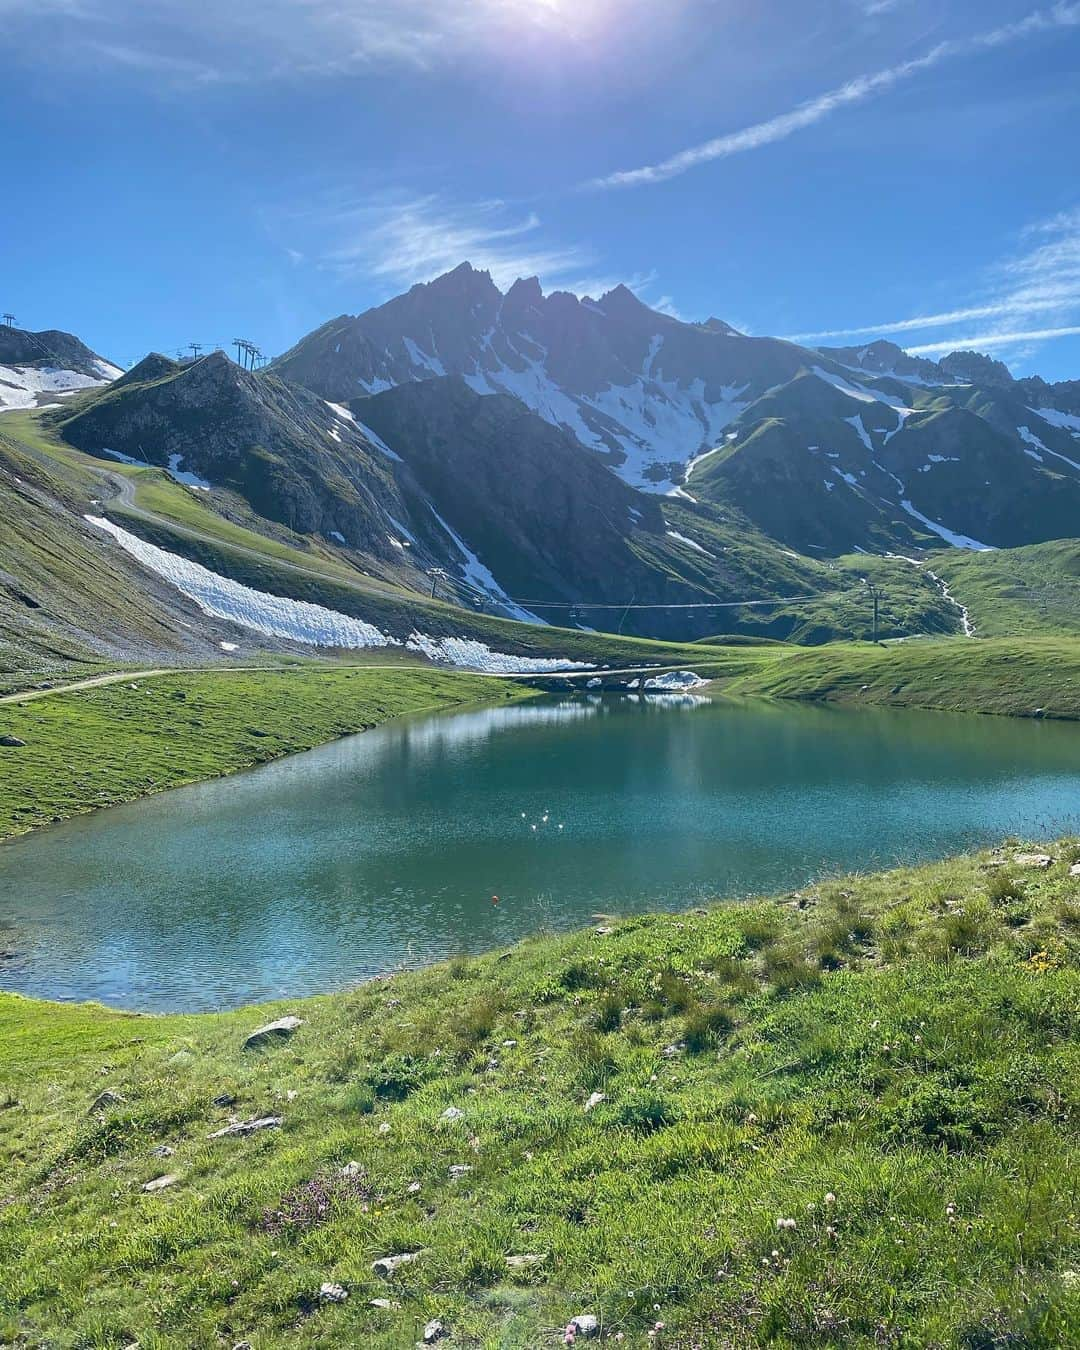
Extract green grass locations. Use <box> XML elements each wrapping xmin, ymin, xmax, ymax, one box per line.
<box><xmin>929</xmin><ymin>540</ymin><xmax>1080</xmax><ymax>638</ymax></box>
<box><xmin>731</xmin><ymin>636</ymin><xmax>1080</xmax><ymax>719</ymax></box>
<box><xmin>0</xmin><ymin>665</ymin><xmax>529</xmax><ymax>840</ymax></box>
<box><xmin>3</xmin><ymin>842</ymin><xmax>1079</xmax><ymax>1347</ymax></box>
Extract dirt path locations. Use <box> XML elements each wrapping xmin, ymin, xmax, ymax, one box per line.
<box><xmin>0</xmin><ymin>660</ymin><xmax>728</xmax><ymax>706</ymax></box>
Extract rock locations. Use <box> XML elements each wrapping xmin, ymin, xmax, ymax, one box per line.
<box><xmin>378</xmin><ymin>1121</ymin><xmax>392</xmax><ymax>1134</ymax></box>
<box><xmin>662</xmin><ymin>1043</ymin><xmax>685</xmax><ymax>1058</ymax></box>
<box><xmin>570</xmin><ymin>1314</ymin><xmax>599</xmax><ymax>1337</ymax></box>
<box><xmin>584</xmin><ymin>1092</ymin><xmax>606</xmax><ymax>1112</ymax></box>
<box><xmin>212</xmin><ymin>1092</ymin><xmax>237</xmax><ymax>1107</ymax></box>
<box><xmin>342</xmin><ymin>1160</ymin><xmax>363</xmax><ymax>1178</ymax></box>
<box><xmin>440</xmin><ymin>1106</ymin><xmax>465</xmax><ymax>1121</ymax></box>
<box><xmin>423</xmin><ymin>1319</ymin><xmax>447</xmax><ymax>1343</ymax></box>
<box><xmin>207</xmin><ymin>1115</ymin><xmax>283</xmax><ymax>1139</ymax></box>
<box><xmin>1015</xmin><ymin>853</ymin><xmax>1053</xmax><ymax>869</ymax></box>
<box><xmin>243</xmin><ymin>1016</ymin><xmax>303</xmax><ymax>1049</ymax></box>
<box><xmin>370</xmin><ymin>1297</ymin><xmax>400</xmax><ymax>1310</ymax></box>
<box><xmin>448</xmin><ymin>1164</ymin><xmax>472</xmax><ymax>1178</ymax></box>
<box><xmin>318</xmin><ymin>1282</ymin><xmax>348</xmax><ymax>1304</ymax></box>
<box><xmin>1071</xmin><ymin>863</ymin><xmax>1080</xmax><ymax>877</ymax></box>
<box><xmin>232</xmin><ymin>1342</ymin><xmax>252</xmax><ymax>1350</ymax></box>
<box><xmin>407</xmin><ymin>1180</ymin><xmax>422</xmax><ymax>1193</ymax></box>
<box><xmin>0</xmin><ymin>735</ymin><xmax>26</xmax><ymax>747</ymax></box>
<box><xmin>505</xmin><ymin>1253</ymin><xmax>547</xmax><ymax>1269</ymax></box>
<box><xmin>88</xmin><ymin>1090</ymin><xmax>125</xmax><ymax>1113</ymax></box>
<box><xmin>372</xmin><ymin>1251</ymin><xmax>421</xmax><ymax>1278</ymax></box>
<box><xmin>141</xmin><ymin>1173</ymin><xmax>178</xmax><ymax>1192</ymax></box>
<box><xmin>150</xmin><ymin>1144</ymin><xmax>175</xmax><ymax>1158</ymax></box>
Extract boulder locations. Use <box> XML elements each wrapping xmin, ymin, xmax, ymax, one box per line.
<box><xmin>0</xmin><ymin>735</ymin><xmax>26</xmax><ymax>747</ymax></box>
<box><xmin>207</xmin><ymin>1115</ymin><xmax>283</xmax><ymax>1139</ymax></box>
<box><xmin>318</xmin><ymin>1282</ymin><xmax>348</xmax><ymax>1304</ymax></box>
<box><xmin>570</xmin><ymin>1314</ymin><xmax>599</xmax><ymax>1337</ymax></box>
<box><xmin>372</xmin><ymin>1251</ymin><xmax>421</xmax><ymax>1279</ymax></box>
<box><xmin>243</xmin><ymin>1016</ymin><xmax>303</xmax><ymax>1049</ymax></box>
<box><xmin>423</xmin><ymin>1319</ymin><xmax>447</xmax><ymax>1343</ymax></box>
<box><xmin>88</xmin><ymin>1090</ymin><xmax>125</xmax><ymax>1113</ymax></box>
<box><xmin>141</xmin><ymin>1173</ymin><xmax>178</xmax><ymax>1193</ymax></box>
<box><xmin>1014</xmin><ymin>853</ymin><xmax>1053</xmax><ymax>869</ymax></box>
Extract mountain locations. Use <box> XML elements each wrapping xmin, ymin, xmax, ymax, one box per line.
<box><xmin>0</xmin><ymin>326</ymin><xmax>121</xmax><ymax>412</ymax></box>
<box><xmin>51</xmin><ymin>349</ymin><xmax>864</xmax><ymax>638</ymax></box>
<box><xmin>273</xmin><ymin>264</ymin><xmax>1080</xmax><ymax>556</ymax></box>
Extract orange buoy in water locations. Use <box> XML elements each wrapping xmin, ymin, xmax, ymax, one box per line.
<box><xmin>491</xmin><ymin>895</ymin><xmax>499</xmax><ymax>906</ymax></box>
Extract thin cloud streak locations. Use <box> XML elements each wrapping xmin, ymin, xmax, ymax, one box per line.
<box><xmin>305</xmin><ymin>193</ymin><xmax>664</xmax><ymax>302</ymax></box>
<box><xmin>907</xmin><ymin>325</ymin><xmax>1080</xmax><ymax>355</ymax></box>
<box><xmin>787</xmin><ymin>207</ymin><xmax>1080</xmax><ymax>362</ymax></box>
<box><xmin>590</xmin><ymin>3</ymin><xmax>1080</xmax><ymax>189</ymax></box>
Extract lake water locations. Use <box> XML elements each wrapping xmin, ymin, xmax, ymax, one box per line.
<box><xmin>2</xmin><ymin>694</ymin><xmax>1079</xmax><ymax>1011</ymax></box>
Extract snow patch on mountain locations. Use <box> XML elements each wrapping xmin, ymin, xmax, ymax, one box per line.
<box><xmin>897</xmin><ymin>500</ymin><xmax>993</xmax><ymax>551</ymax></box>
<box><xmin>1030</xmin><ymin>406</ymin><xmax>1080</xmax><ymax>437</ymax></box>
<box><xmin>0</xmin><ymin>363</ymin><xmax>111</xmax><ymax>412</ymax></box>
<box><xmin>86</xmin><ymin>516</ymin><xmax>588</xmax><ymax>672</ymax></box>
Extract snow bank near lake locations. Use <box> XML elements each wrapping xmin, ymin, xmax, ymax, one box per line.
<box><xmin>644</xmin><ymin>670</ymin><xmax>709</xmax><ymax>691</ymax></box>
<box><xmin>85</xmin><ymin>516</ymin><xmax>592</xmax><ymax>674</ymax></box>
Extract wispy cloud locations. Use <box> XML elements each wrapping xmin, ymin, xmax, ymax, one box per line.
<box><xmin>319</xmin><ymin>196</ymin><xmax>595</xmax><ymax>292</ymax></box>
<box><xmin>300</xmin><ymin>193</ymin><xmax>663</xmax><ymax>302</ymax></box>
<box><xmin>785</xmin><ymin>206</ymin><xmax>1080</xmax><ymax>364</ymax></box>
<box><xmin>789</xmin><ymin>207</ymin><xmax>1080</xmax><ymax>346</ymax></box>
<box><xmin>590</xmin><ymin>3</ymin><xmax>1080</xmax><ymax>190</ymax></box>
<box><xmin>906</xmin><ymin>325</ymin><xmax>1080</xmax><ymax>355</ymax></box>
<box><xmin>1</xmin><ymin>0</ymin><xmax>677</xmax><ymax>82</ymax></box>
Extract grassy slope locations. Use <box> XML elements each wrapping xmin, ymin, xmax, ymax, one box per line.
<box><xmin>0</xmin><ymin>666</ymin><xmax>529</xmax><ymax>840</ymax></box>
<box><xmin>929</xmin><ymin>540</ymin><xmax>1080</xmax><ymax>638</ymax></box>
<box><xmin>2</xmin><ymin>844</ymin><xmax>1079</xmax><ymax>1347</ymax></box>
<box><xmin>731</xmin><ymin>636</ymin><xmax>1080</xmax><ymax>719</ymax></box>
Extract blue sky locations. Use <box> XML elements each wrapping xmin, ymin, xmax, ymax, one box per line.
<box><xmin>3</xmin><ymin>0</ymin><xmax>1080</xmax><ymax>379</ymax></box>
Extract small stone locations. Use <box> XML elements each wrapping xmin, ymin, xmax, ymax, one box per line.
<box><xmin>372</xmin><ymin>1251</ymin><xmax>421</xmax><ymax>1278</ymax></box>
<box><xmin>232</xmin><ymin>1342</ymin><xmax>253</xmax><ymax>1350</ymax></box>
<box><xmin>1070</xmin><ymin>863</ymin><xmax>1080</xmax><ymax>877</ymax></box>
<box><xmin>0</xmin><ymin>735</ymin><xmax>27</xmax><ymax>747</ymax></box>
<box><xmin>506</xmin><ymin>1252</ymin><xmax>547</xmax><ymax>1269</ymax></box>
<box><xmin>342</xmin><ymin>1160</ymin><xmax>363</xmax><ymax>1178</ymax></box>
<box><xmin>88</xmin><ymin>1090</ymin><xmax>125</xmax><ymax>1113</ymax></box>
<box><xmin>441</xmin><ymin>1106</ymin><xmax>465</xmax><ymax>1121</ymax></box>
<box><xmin>318</xmin><ymin>1282</ymin><xmax>348</xmax><ymax>1304</ymax></box>
<box><xmin>584</xmin><ymin>1092</ymin><xmax>606</xmax><ymax>1112</ymax></box>
<box><xmin>448</xmin><ymin>1164</ymin><xmax>472</xmax><ymax>1178</ymax></box>
<box><xmin>370</xmin><ymin>1298</ymin><xmax>399</xmax><ymax>1310</ymax></box>
<box><xmin>662</xmin><ymin>1043</ymin><xmax>684</xmax><ymax>1058</ymax></box>
<box><xmin>150</xmin><ymin>1144</ymin><xmax>174</xmax><ymax>1159</ymax></box>
<box><xmin>407</xmin><ymin>1181</ymin><xmax>422</xmax><ymax>1193</ymax></box>
<box><xmin>570</xmin><ymin>1314</ymin><xmax>599</xmax><ymax>1337</ymax></box>
<box><xmin>377</xmin><ymin>1121</ymin><xmax>392</xmax><ymax>1134</ymax></box>
<box><xmin>207</xmin><ymin>1115</ymin><xmax>283</xmax><ymax>1139</ymax></box>
<box><xmin>243</xmin><ymin>1016</ymin><xmax>302</xmax><ymax>1049</ymax></box>
<box><xmin>501</xmin><ymin>1039</ymin><xmax>518</xmax><ymax>1048</ymax></box>
<box><xmin>1014</xmin><ymin>853</ymin><xmax>1053</xmax><ymax>869</ymax></box>
<box><xmin>212</xmin><ymin>1093</ymin><xmax>237</xmax><ymax>1107</ymax></box>
<box><xmin>141</xmin><ymin>1173</ymin><xmax>178</xmax><ymax>1192</ymax></box>
<box><xmin>423</xmin><ymin>1320</ymin><xmax>447</xmax><ymax>1343</ymax></box>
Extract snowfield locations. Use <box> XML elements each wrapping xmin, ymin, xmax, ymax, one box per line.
<box><xmin>85</xmin><ymin>516</ymin><xmax>592</xmax><ymax>674</ymax></box>
<box><xmin>0</xmin><ymin>363</ymin><xmax>113</xmax><ymax>413</ymax></box>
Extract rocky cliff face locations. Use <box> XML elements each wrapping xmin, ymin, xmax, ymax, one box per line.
<box><xmin>274</xmin><ymin>264</ymin><xmax>1080</xmax><ymax>556</ymax></box>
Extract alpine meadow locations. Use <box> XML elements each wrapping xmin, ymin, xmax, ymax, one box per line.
<box><xmin>2</xmin><ymin>2</ymin><xmax>1080</xmax><ymax>1346</ymax></box>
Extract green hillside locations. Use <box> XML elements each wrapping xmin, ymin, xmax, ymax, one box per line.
<box><xmin>3</xmin><ymin>843</ymin><xmax>1078</xmax><ymax>1347</ymax></box>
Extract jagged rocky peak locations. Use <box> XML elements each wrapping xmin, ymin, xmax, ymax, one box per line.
<box><xmin>939</xmin><ymin>349</ymin><xmax>1015</xmax><ymax>387</ymax></box>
